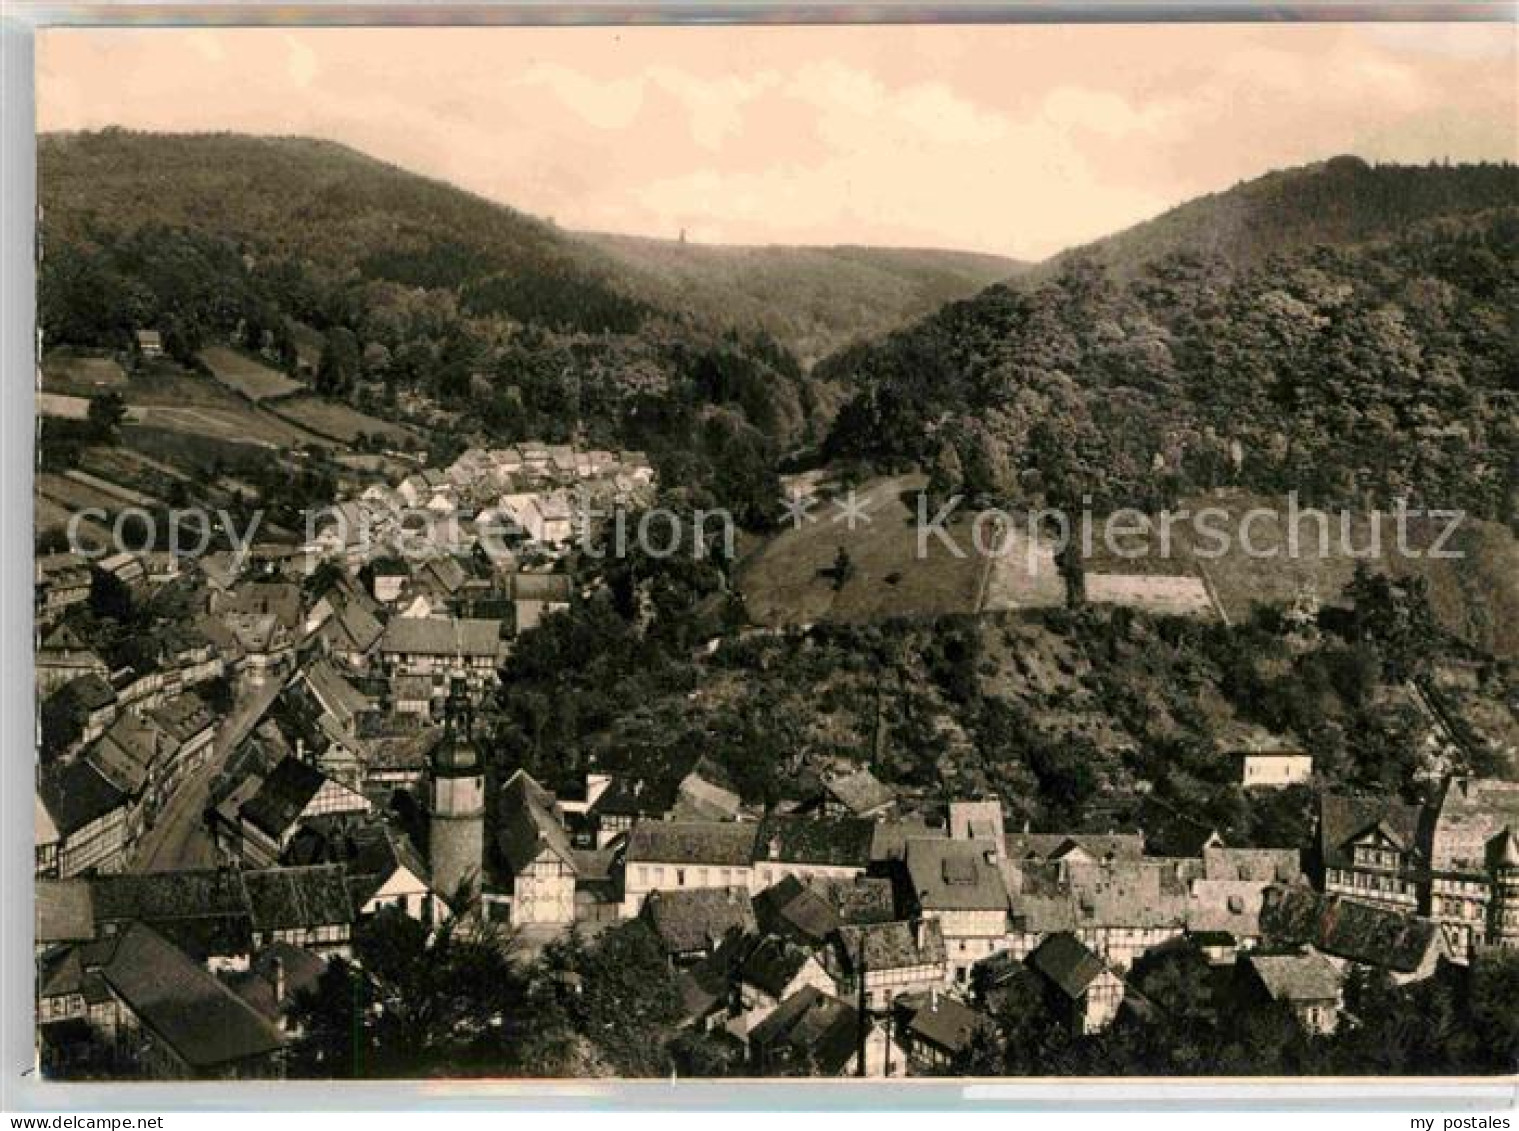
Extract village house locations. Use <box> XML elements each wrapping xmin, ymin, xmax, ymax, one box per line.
<box><xmin>831</xmin><ymin>919</ymin><xmax>950</xmax><ymax>1012</ymax></box>
<box><xmin>377</xmin><ymin>615</ymin><xmax>508</xmax><ymax>702</ymax></box>
<box><xmin>1426</xmin><ymin>777</ymin><xmax>1519</xmax><ymax>954</ymax></box>
<box><xmin>1239</xmin><ymin>951</ymin><xmax>1343</xmax><ymax>1035</ymax></box>
<box><xmin>1004</xmin><ymin>855</ymin><xmax>1193</xmax><ymax>971</ymax></box>
<box><xmin>222</xmin><ymin>943</ymin><xmax>330</xmax><ymax>1038</ymax></box>
<box><xmin>35</xmin><ymin>552</ymin><xmax>92</xmax><ymax>625</ymax></box>
<box><xmin>673</xmin><ymin>760</ymin><xmax>747</xmax><ymax>822</ymax></box>
<box><xmin>747</xmin><ymin>985</ymin><xmax>892</xmax><ymax>1077</ymax></box>
<box><xmin>1316</xmin><ymin>792</ymin><xmax>1425</xmax><ymax>913</ymax></box>
<box><xmin>819</xmin><ymin>767</ymin><xmax>897</xmax><ymax>820</ymax></box>
<box><xmin>286</xmin><ymin>817</ymin><xmax>436</xmax><ymax>924</ymax></box>
<box><xmin>365</xmin><ymin>557</ymin><xmax>412</xmax><ymax>605</ymax></box>
<box><xmin>1240</xmin><ymin>751</ymin><xmax>1314</xmax><ymax>788</ymax></box>
<box><xmin>233</xmin><ymin>756</ymin><xmax>373</xmax><ymax>868</ymax></box>
<box><xmin>237</xmin><ymin>864</ymin><xmax>356</xmax><ymax>958</ymax></box>
<box><xmin>36</xmin><ymin>762</ymin><xmax>129</xmax><ymax>878</ymax></box>
<box><xmin>36</xmin><ymin>624</ymin><xmax>109</xmax><ymax>695</ymax></box>
<box><xmin>41</xmin><ymin>921</ymin><xmax>287</xmax><ymax>1080</ymax></box>
<box><xmin>493</xmin><ymin>769</ymin><xmax>578</xmax><ymax>927</ymax></box>
<box><xmin>1259</xmin><ymin>884</ymin><xmax>1453</xmax><ymax>984</ymax></box>
<box><xmin>734</xmin><ymin>933</ymin><xmax>838</xmax><ymax>1030</ymax></box>
<box><xmin>893</xmin><ymin>990</ymin><xmax>994</xmax><ymax>1072</ymax></box>
<box><xmin>312</xmin><ymin>598</ymin><xmax>385</xmax><ymax>670</ymax></box>
<box><xmin>43</xmin><ymin>673</ymin><xmax>119</xmax><ymax>755</ymax></box>
<box><xmin>641</xmin><ymin>887</ymin><xmax>758</xmax><ymax>965</ymax></box>
<box><xmin>507</xmin><ymin>571</ymin><xmax>574</xmax><ymax>632</ymax></box>
<box><xmin>903</xmin><ymin>837</ymin><xmax>1010</xmax><ymax>982</ymax></box>
<box><xmin>751</xmin><ymin>816</ymin><xmax>875</xmax><ymax>890</ymax></box>
<box><xmin>622</xmin><ymin>821</ymin><xmax>760</xmax><ymax>916</ymax></box>
<box><xmin>1024</xmin><ymin>932</ymin><xmax>1127</xmax><ymax>1035</ymax></box>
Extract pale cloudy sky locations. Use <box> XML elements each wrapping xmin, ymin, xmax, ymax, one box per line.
<box><xmin>35</xmin><ymin>24</ymin><xmax>1518</xmax><ymax>260</ymax></box>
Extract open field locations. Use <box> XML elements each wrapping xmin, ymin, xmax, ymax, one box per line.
<box><xmin>40</xmin><ymin>350</ymin><xmax>128</xmax><ymax>395</ymax></box>
<box><xmin>267</xmin><ymin>395</ymin><xmax>420</xmax><ymax>446</ymax></box>
<box><xmin>199</xmin><ymin>345</ymin><xmax>306</xmax><ymax>402</ymax></box>
<box><xmin>738</xmin><ymin>475</ymin><xmax>998</xmax><ymax>626</ymax></box>
<box><xmin>36</xmin><ymin>472</ymin><xmax>133</xmax><ymax>517</ymax></box>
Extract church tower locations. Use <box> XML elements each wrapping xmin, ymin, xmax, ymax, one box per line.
<box><xmin>1490</xmin><ymin>829</ymin><xmax>1519</xmax><ymax>950</ymax></box>
<box><xmin>429</xmin><ymin>681</ymin><xmax>486</xmax><ymax>910</ymax></box>
<box><xmin>1482</xmin><ymin>825</ymin><xmax>1519</xmax><ymax>947</ymax></box>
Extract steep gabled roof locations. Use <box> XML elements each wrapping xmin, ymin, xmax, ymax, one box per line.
<box><xmin>239</xmin><ymin>756</ymin><xmax>329</xmax><ymax>839</ymax></box>
<box><xmin>1027</xmin><ymin>931</ymin><xmax>1110</xmax><ymax>1000</ymax></box>
<box><xmin>1318</xmin><ymin>794</ymin><xmax>1424</xmax><ymax>871</ymax></box>
<box><xmin>1246</xmin><ymin>951</ymin><xmax>1342</xmax><ymax>1004</ymax></box>
<box><xmin>495</xmin><ymin>769</ymin><xmax>576</xmax><ymax>876</ymax></box>
<box><xmin>748</xmin><ymin>986</ymin><xmax>863</xmax><ymax>1076</ymax></box>
<box><xmin>1258</xmin><ymin>884</ymin><xmax>1445</xmax><ymax>974</ymax></box>
<box><xmin>641</xmin><ymin>887</ymin><xmax>756</xmax><ymax>956</ymax></box>
<box><xmin>101</xmin><ymin>922</ymin><xmax>286</xmax><ymax>1070</ymax></box>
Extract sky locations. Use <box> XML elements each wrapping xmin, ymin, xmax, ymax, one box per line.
<box><xmin>35</xmin><ymin>23</ymin><xmax>1519</xmax><ymax>261</ymax></box>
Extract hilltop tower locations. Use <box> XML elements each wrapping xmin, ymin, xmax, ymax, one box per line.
<box><xmin>429</xmin><ymin>680</ymin><xmax>486</xmax><ymax>910</ymax></box>
<box><xmin>1490</xmin><ymin>829</ymin><xmax>1519</xmax><ymax>950</ymax></box>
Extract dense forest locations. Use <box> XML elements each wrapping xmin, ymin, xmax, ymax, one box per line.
<box><xmin>823</xmin><ymin>191</ymin><xmax>1519</xmax><ymax>526</ymax></box>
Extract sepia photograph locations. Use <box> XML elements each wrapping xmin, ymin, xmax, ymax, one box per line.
<box><xmin>25</xmin><ymin>19</ymin><xmax>1519</xmax><ymax>1086</ymax></box>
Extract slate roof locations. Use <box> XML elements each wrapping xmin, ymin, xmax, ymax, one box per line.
<box><xmin>37</xmin><ymin>761</ymin><xmax>127</xmax><ymax>836</ymax></box>
<box><xmin>1317</xmin><ymin>794</ymin><xmax>1424</xmax><ymax>871</ymax></box>
<box><xmin>101</xmin><ymin>922</ymin><xmax>286</xmax><ymax>1071</ymax></box>
<box><xmin>1027</xmin><ymin>932</ymin><xmax>1111</xmax><ymax>1000</ymax></box>
<box><xmin>55</xmin><ymin>672</ymin><xmax>117</xmax><ymax>714</ymax></box>
<box><xmin>1246</xmin><ymin>952</ymin><xmax>1342</xmax><ymax>1004</ymax></box>
<box><xmin>748</xmin><ymin>986</ymin><xmax>863</xmax><ymax>1076</ymax></box>
<box><xmin>89</xmin><ymin>870</ymin><xmax>254</xmax><ymax>959</ymax></box>
<box><xmin>753</xmin><ymin>876</ymin><xmax>839</xmax><ymax>944</ymax></box>
<box><xmin>897</xmin><ymin>992</ymin><xmax>994</xmax><ymax>1056</ymax></box>
<box><xmin>318</xmin><ymin>600</ymin><xmax>384</xmax><ymax>655</ymax></box>
<box><xmin>740</xmin><ymin>934</ymin><xmax>825</xmax><ymax>999</ymax></box>
<box><xmin>755</xmin><ymin>816</ymin><xmax>875</xmax><ymax>869</ymax></box>
<box><xmin>625</xmin><ymin>821</ymin><xmax>759</xmax><ymax>867</ymax></box>
<box><xmin>641</xmin><ymin>887</ymin><xmax>756</xmax><ymax>956</ymax></box>
<box><xmin>36</xmin><ymin>879</ymin><xmax>95</xmax><ymax>946</ymax></box>
<box><xmin>905</xmin><ymin>838</ymin><xmax>1008</xmax><ymax>912</ymax></box>
<box><xmin>1006</xmin><ymin>858</ymin><xmax>1193</xmax><ymax>932</ymax></box>
<box><xmin>241</xmin><ymin>864</ymin><xmax>354</xmax><ymax>931</ymax></box>
<box><xmin>239</xmin><ymin>756</ymin><xmax>329</xmax><ymax>838</ymax></box>
<box><xmin>835</xmin><ymin>919</ymin><xmax>947</xmax><ymax>974</ymax></box>
<box><xmin>822</xmin><ymin>768</ymin><xmax>895</xmax><ymax>816</ymax></box>
<box><xmin>379</xmin><ymin>616</ymin><xmax>506</xmax><ymax>659</ymax></box>
<box><xmin>508</xmin><ymin>572</ymin><xmax>574</xmax><ymax>602</ymax></box>
<box><xmin>1258</xmin><ymin>885</ymin><xmax>1445</xmax><ymax>974</ymax></box>
<box><xmin>496</xmin><ymin>769</ymin><xmax>576</xmax><ymax>876</ymax></box>
<box><xmin>1187</xmin><ymin>879</ymin><xmax>1270</xmax><ymax>937</ymax></box>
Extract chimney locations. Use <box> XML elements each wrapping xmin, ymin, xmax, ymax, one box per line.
<box><xmin>270</xmin><ymin>956</ymin><xmax>286</xmax><ymax>1006</ymax></box>
<box><xmin>930</xmin><ymin>987</ymin><xmax>938</xmax><ymax>1010</ymax></box>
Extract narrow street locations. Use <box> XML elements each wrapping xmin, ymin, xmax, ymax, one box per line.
<box><xmin>129</xmin><ymin>676</ymin><xmax>282</xmax><ymax>873</ymax></box>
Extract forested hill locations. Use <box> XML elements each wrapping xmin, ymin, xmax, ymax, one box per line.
<box><xmin>37</xmin><ymin>130</ymin><xmax>1019</xmax><ymax>360</ymax></box>
<box><xmin>1027</xmin><ymin>156</ymin><xmax>1519</xmax><ymax>283</ymax></box>
<box><xmin>821</xmin><ymin>195</ymin><xmax>1519</xmax><ymax>527</ymax></box>
<box><xmin>576</xmin><ymin>232</ymin><xmax>1023</xmax><ymax>366</ymax></box>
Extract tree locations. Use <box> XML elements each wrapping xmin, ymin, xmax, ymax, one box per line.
<box><xmin>316</xmin><ymin>326</ymin><xmax>361</xmax><ymax>398</ymax></box>
<box><xmin>832</xmin><ymin>546</ymin><xmax>855</xmax><ymax>592</ymax></box>
<box><xmin>85</xmin><ymin>391</ymin><xmax>128</xmax><ymax>443</ymax></box>
<box><xmin>291</xmin><ymin>907</ymin><xmax>532</xmax><ymax>1077</ymax></box>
